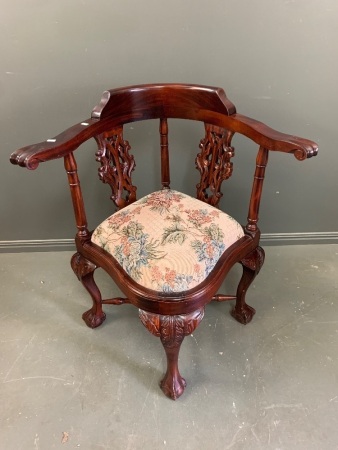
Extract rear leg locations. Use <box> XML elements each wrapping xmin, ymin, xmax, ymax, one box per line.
<box><xmin>71</xmin><ymin>252</ymin><xmax>106</xmax><ymax>328</ymax></box>
<box><xmin>231</xmin><ymin>246</ymin><xmax>265</xmax><ymax>324</ymax></box>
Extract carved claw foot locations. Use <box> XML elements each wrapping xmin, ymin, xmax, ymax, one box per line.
<box><xmin>82</xmin><ymin>308</ymin><xmax>106</xmax><ymax>329</ymax></box>
<box><xmin>231</xmin><ymin>304</ymin><xmax>256</xmax><ymax>325</ymax></box>
<box><xmin>161</xmin><ymin>372</ymin><xmax>187</xmax><ymax>400</ymax></box>
<box><xmin>139</xmin><ymin>308</ymin><xmax>204</xmax><ymax>400</ymax></box>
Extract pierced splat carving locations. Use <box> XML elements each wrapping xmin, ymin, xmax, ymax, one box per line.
<box><xmin>95</xmin><ymin>126</ymin><xmax>137</xmax><ymax>209</ymax></box>
<box><xmin>196</xmin><ymin>124</ymin><xmax>234</xmax><ymax>207</ymax></box>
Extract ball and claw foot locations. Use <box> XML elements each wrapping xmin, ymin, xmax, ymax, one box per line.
<box><xmin>231</xmin><ymin>304</ymin><xmax>256</xmax><ymax>325</ymax></box>
<box><xmin>160</xmin><ymin>370</ymin><xmax>187</xmax><ymax>400</ymax></box>
<box><xmin>82</xmin><ymin>308</ymin><xmax>106</xmax><ymax>328</ymax></box>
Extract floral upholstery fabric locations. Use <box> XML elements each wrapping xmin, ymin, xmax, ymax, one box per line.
<box><xmin>91</xmin><ymin>190</ymin><xmax>244</xmax><ymax>293</ymax></box>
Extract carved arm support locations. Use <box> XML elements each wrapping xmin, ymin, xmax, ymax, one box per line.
<box><xmin>246</xmin><ymin>147</ymin><xmax>269</xmax><ymax>234</ymax></box>
<box><xmin>64</xmin><ymin>152</ymin><xmax>89</xmax><ymax>238</ymax></box>
<box><xmin>221</xmin><ymin>115</ymin><xmax>318</xmax><ymax>234</ymax></box>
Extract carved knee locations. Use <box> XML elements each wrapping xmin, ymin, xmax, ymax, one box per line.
<box><xmin>71</xmin><ymin>252</ymin><xmax>97</xmax><ymax>280</ymax></box>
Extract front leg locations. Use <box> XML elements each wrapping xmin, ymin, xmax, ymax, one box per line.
<box><xmin>231</xmin><ymin>246</ymin><xmax>265</xmax><ymax>324</ymax></box>
<box><xmin>71</xmin><ymin>252</ymin><xmax>106</xmax><ymax>328</ymax></box>
<box><xmin>139</xmin><ymin>308</ymin><xmax>204</xmax><ymax>400</ymax></box>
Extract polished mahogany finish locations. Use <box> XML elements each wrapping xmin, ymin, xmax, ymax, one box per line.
<box><xmin>10</xmin><ymin>83</ymin><xmax>318</xmax><ymax>399</ymax></box>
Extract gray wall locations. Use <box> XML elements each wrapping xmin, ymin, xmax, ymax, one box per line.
<box><xmin>1</xmin><ymin>0</ymin><xmax>337</xmax><ymax>248</ymax></box>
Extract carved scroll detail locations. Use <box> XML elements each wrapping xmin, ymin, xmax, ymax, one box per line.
<box><xmin>196</xmin><ymin>124</ymin><xmax>234</xmax><ymax>207</ymax></box>
<box><xmin>95</xmin><ymin>127</ymin><xmax>137</xmax><ymax>209</ymax></box>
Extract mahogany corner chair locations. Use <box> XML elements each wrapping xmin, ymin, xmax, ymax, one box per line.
<box><xmin>10</xmin><ymin>84</ymin><xmax>318</xmax><ymax>400</ymax></box>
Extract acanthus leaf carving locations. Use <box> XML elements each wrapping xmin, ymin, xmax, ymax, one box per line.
<box><xmin>71</xmin><ymin>252</ymin><xmax>96</xmax><ymax>280</ymax></box>
<box><xmin>184</xmin><ymin>308</ymin><xmax>205</xmax><ymax>335</ymax></box>
<box><xmin>160</xmin><ymin>315</ymin><xmax>185</xmax><ymax>348</ymax></box>
<box><xmin>139</xmin><ymin>309</ymin><xmax>161</xmax><ymax>337</ymax></box>
<box><xmin>139</xmin><ymin>308</ymin><xmax>205</xmax><ymax>348</ymax></box>
<box><xmin>241</xmin><ymin>246</ymin><xmax>265</xmax><ymax>273</ymax></box>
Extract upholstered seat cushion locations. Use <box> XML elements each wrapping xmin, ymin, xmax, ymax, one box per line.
<box><xmin>91</xmin><ymin>190</ymin><xmax>244</xmax><ymax>293</ymax></box>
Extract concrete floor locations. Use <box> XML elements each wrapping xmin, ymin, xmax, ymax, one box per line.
<box><xmin>0</xmin><ymin>245</ymin><xmax>338</xmax><ymax>450</ymax></box>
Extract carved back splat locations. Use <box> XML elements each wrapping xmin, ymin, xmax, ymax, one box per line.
<box><xmin>196</xmin><ymin>124</ymin><xmax>234</xmax><ymax>207</ymax></box>
<box><xmin>95</xmin><ymin>126</ymin><xmax>137</xmax><ymax>209</ymax></box>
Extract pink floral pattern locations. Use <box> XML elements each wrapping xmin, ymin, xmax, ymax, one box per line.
<box><xmin>91</xmin><ymin>190</ymin><xmax>244</xmax><ymax>293</ymax></box>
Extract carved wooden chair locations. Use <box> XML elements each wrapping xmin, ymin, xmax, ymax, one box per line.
<box><xmin>10</xmin><ymin>84</ymin><xmax>318</xmax><ymax>399</ymax></box>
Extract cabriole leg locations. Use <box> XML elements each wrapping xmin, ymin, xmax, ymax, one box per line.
<box><xmin>71</xmin><ymin>252</ymin><xmax>106</xmax><ymax>328</ymax></box>
<box><xmin>231</xmin><ymin>246</ymin><xmax>265</xmax><ymax>325</ymax></box>
<box><xmin>139</xmin><ymin>308</ymin><xmax>204</xmax><ymax>400</ymax></box>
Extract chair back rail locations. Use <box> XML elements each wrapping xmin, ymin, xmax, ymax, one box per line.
<box><xmin>9</xmin><ymin>85</ymin><xmax>317</xmax><ymax>171</ymax></box>
<box><xmin>9</xmin><ymin>84</ymin><xmax>318</xmax><ymax>240</ymax></box>
<box><xmin>91</xmin><ymin>83</ymin><xmax>236</xmax><ymax>122</ymax></box>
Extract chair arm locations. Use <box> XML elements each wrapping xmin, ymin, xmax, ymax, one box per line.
<box><xmin>223</xmin><ymin>114</ymin><xmax>318</xmax><ymax>160</ymax></box>
<box><xmin>10</xmin><ymin>110</ymin><xmax>318</xmax><ymax>170</ymax></box>
<box><xmin>9</xmin><ymin>118</ymin><xmax>103</xmax><ymax>169</ymax></box>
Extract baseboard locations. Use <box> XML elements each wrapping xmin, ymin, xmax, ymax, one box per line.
<box><xmin>1</xmin><ymin>232</ymin><xmax>338</xmax><ymax>253</ymax></box>
<box><xmin>0</xmin><ymin>239</ymin><xmax>75</xmax><ymax>253</ymax></box>
<box><xmin>260</xmin><ymin>232</ymin><xmax>338</xmax><ymax>246</ymax></box>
